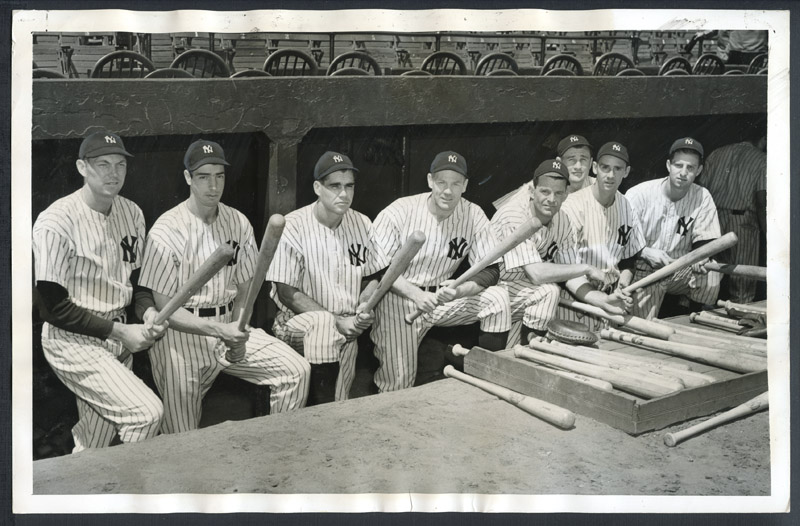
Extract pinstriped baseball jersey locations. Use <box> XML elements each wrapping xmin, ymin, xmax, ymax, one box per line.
<box><xmin>139</xmin><ymin>201</ymin><xmax>257</xmax><ymax>307</ymax></box>
<box><xmin>370</xmin><ymin>193</ymin><xmax>498</xmax><ymax>287</ymax></box>
<box><xmin>700</xmin><ymin>142</ymin><xmax>766</xmax><ymax>212</ymax></box>
<box><xmin>561</xmin><ymin>186</ymin><xmax>645</xmax><ymax>274</ymax></box>
<box><xmin>491</xmin><ymin>191</ymin><xmax>578</xmax><ymax>282</ymax></box>
<box><xmin>626</xmin><ymin>178</ymin><xmax>720</xmax><ymax>258</ymax></box>
<box><xmin>266</xmin><ymin>203</ymin><xmax>378</xmax><ymax>324</ymax></box>
<box><xmin>33</xmin><ymin>189</ymin><xmax>144</xmax><ymax>316</ymax></box>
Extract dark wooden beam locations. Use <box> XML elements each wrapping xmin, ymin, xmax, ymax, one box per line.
<box><xmin>32</xmin><ymin>76</ymin><xmax>766</xmax><ymax>140</ymax></box>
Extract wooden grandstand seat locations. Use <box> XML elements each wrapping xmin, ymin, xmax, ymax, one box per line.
<box><xmin>218</xmin><ymin>33</ymin><xmax>269</xmax><ymax>74</ymax></box>
<box><xmin>486</xmin><ymin>68</ymin><xmax>518</xmax><ymax>76</ymax></box>
<box><xmin>421</xmin><ymin>51</ymin><xmax>467</xmax><ymax>75</ymax></box>
<box><xmin>32</xmin><ymin>69</ymin><xmax>67</xmax><ymax>79</ymax></box>
<box><xmin>723</xmin><ymin>70</ymin><xmax>744</xmax><ymax>75</ymax></box>
<box><xmin>658</xmin><ymin>56</ymin><xmax>692</xmax><ymax>76</ymax></box>
<box><xmin>90</xmin><ymin>51</ymin><xmax>155</xmax><ymax>78</ymax></box>
<box><xmin>662</xmin><ymin>68</ymin><xmax>689</xmax><ymax>76</ymax></box>
<box><xmin>329</xmin><ymin>67</ymin><xmax>371</xmax><ymax>76</ymax></box>
<box><xmin>327</xmin><ymin>51</ymin><xmax>382</xmax><ymax>76</ymax></box>
<box><xmin>747</xmin><ymin>53</ymin><xmax>768</xmax><ymax>74</ymax></box>
<box><xmin>592</xmin><ymin>52</ymin><xmax>634</xmax><ymax>76</ymax></box>
<box><xmin>144</xmin><ymin>68</ymin><xmax>194</xmax><ymax>78</ymax></box>
<box><xmin>692</xmin><ymin>53</ymin><xmax>725</xmax><ymax>75</ymax></box>
<box><xmin>616</xmin><ymin>68</ymin><xmax>645</xmax><ymax>76</ymax></box>
<box><xmin>543</xmin><ymin>67</ymin><xmax>576</xmax><ymax>77</ymax></box>
<box><xmin>474</xmin><ymin>52</ymin><xmax>519</xmax><ymax>75</ymax></box>
<box><xmin>230</xmin><ymin>69</ymin><xmax>272</xmax><ymax>78</ymax></box>
<box><xmin>393</xmin><ymin>34</ymin><xmax>437</xmax><ymax>69</ymax></box>
<box><xmin>540</xmin><ymin>54</ymin><xmax>583</xmax><ymax>76</ymax></box>
<box><xmin>263</xmin><ymin>48</ymin><xmax>319</xmax><ymax>76</ymax></box>
<box><xmin>337</xmin><ymin>34</ymin><xmax>396</xmax><ymax>72</ymax></box>
<box><xmin>171</xmin><ymin>49</ymin><xmax>231</xmax><ymax>78</ymax></box>
<box><xmin>400</xmin><ymin>69</ymin><xmax>433</xmax><ymax>76</ymax></box>
<box><xmin>267</xmin><ymin>33</ymin><xmax>326</xmax><ymax>68</ymax></box>
<box><xmin>60</xmin><ymin>33</ymin><xmax>117</xmax><ymax>78</ymax></box>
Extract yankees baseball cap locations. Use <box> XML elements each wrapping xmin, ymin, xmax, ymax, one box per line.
<box><xmin>533</xmin><ymin>158</ymin><xmax>571</xmax><ymax>185</ymax></box>
<box><xmin>314</xmin><ymin>151</ymin><xmax>359</xmax><ymax>180</ymax></box>
<box><xmin>184</xmin><ymin>140</ymin><xmax>230</xmax><ymax>172</ymax></box>
<box><xmin>669</xmin><ymin>137</ymin><xmax>704</xmax><ymax>158</ymax></box>
<box><xmin>556</xmin><ymin>134</ymin><xmax>592</xmax><ymax>157</ymax></box>
<box><xmin>596</xmin><ymin>141</ymin><xmax>630</xmax><ymax>164</ymax></box>
<box><xmin>79</xmin><ymin>131</ymin><xmax>133</xmax><ymax>159</ymax></box>
<box><xmin>430</xmin><ymin>151</ymin><xmax>468</xmax><ymax>177</ymax></box>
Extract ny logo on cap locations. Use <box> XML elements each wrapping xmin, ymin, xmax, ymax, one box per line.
<box><xmin>570</xmin><ymin>136</ymin><xmax>579</xmax><ymax>142</ymax></box>
<box><xmin>448</xmin><ymin>155</ymin><xmax>458</xmax><ymax>163</ymax></box>
<box><xmin>612</xmin><ymin>144</ymin><xmax>621</xmax><ymax>151</ymax></box>
<box><xmin>552</xmin><ymin>161</ymin><xmax>561</xmax><ymax>170</ymax></box>
<box><xmin>203</xmin><ymin>145</ymin><xmax>214</xmax><ymax>154</ymax></box>
<box><xmin>685</xmin><ymin>139</ymin><xmax>693</xmax><ymax>145</ymax></box>
<box><xmin>333</xmin><ymin>155</ymin><xmax>343</xmax><ymax>163</ymax></box>
<box><xmin>104</xmin><ymin>136</ymin><xmax>116</xmax><ymax>144</ymax></box>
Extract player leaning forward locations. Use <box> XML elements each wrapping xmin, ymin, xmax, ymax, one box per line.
<box><xmin>33</xmin><ymin>131</ymin><xmax>165</xmax><ymax>452</ymax></box>
<box><xmin>139</xmin><ymin>140</ymin><xmax>309</xmax><ymax>434</ymax></box>
<box><xmin>492</xmin><ymin>159</ymin><xmax>609</xmax><ymax>346</ymax></box>
<box><xmin>625</xmin><ymin>137</ymin><xmax>721</xmax><ymax>319</ymax></box>
<box><xmin>369</xmin><ymin>151</ymin><xmax>511</xmax><ymax>392</ymax></box>
<box><xmin>266</xmin><ymin>152</ymin><xmax>382</xmax><ymax>405</ymax></box>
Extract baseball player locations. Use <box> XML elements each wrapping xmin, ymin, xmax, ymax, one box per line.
<box><xmin>266</xmin><ymin>151</ymin><xmax>382</xmax><ymax>405</ymax></box>
<box><xmin>492</xmin><ymin>159</ymin><xmax>609</xmax><ymax>346</ymax></box>
<box><xmin>369</xmin><ymin>151</ymin><xmax>511</xmax><ymax>392</ymax></box>
<box><xmin>698</xmin><ymin>133</ymin><xmax>767</xmax><ymax>303</ymax></box>
<box><xmin>626</xmin><ymin>138</ymin><xmax>721</xmax><ymax>319</ymax></box>
<box><xmin>32</xmin><ymin>131</ymin><xmax>165</xmax><ymax>453</ymax></box>
<box><xmin>140</xmin><ymin>140</ymin><xmax>310</xmax><ymax>434</ymax></box>
<box><xmin>558</xmin><ymin>141</ymin><xmax>647</xmax><ymax>329</ymax></box>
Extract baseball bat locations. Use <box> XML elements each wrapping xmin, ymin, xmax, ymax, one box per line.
<box><xmin>451</xmin><ymin>344</ymin><xmax>614</xmax><ymax>391</ymax></box>
<box><xmin>443</xmin><ymin>365</ymin><xmax>576</xmax><ymax>429</ymax></box>
<box><xmin>525</xmin><ymin>342</ymin><xmax>686</xmax><ymax>392</ymax></box>
<box><xmin>621</xmin><ymin>232</ymin><xmax>738</xmax><ymax>294</ymax></box>
<box><xmin>600</xmin><ymin>328</ymin><xmax>766</xmax><ymax>373</ymax></box>
<box><xmin>653</xmin><ymin>319</ymin><xmax>767</xmax><ymax>352</ymax></box>
<box><xmin>663</xmin><ymin>391</ymin><xmax>769</xmax><ymax>447</ymax></box>
<box><xmin>690</xmin><ymin>311</ymin><xmax>748</xmax><ymax>331</ymax></box>
<box><xmin>717</xmin><ymin>300</ymin><xmax>767</xmax><ymax>316</ymax></box>
<box><xmin>359</xmin><ymin>231</ymin><xmax>426</xmax><ymax>313</ymax></box>
<box><xmin>704</xmin><ymin>262</ymin><xmax>767</xmax><ymax>281</ymax></box>
<box><xmin>514</xmin><ymin>346</ymin><xmax>678</xmax><ymax>398</ymax></box>
<box><xmin>558</xmin><ymin>298</ymin><xmax>675</xmax><ymax>340</ymax></box>
<box><xmin>667</xmin><ymin>330</ymin><xmax>766</xmax><ymax>358</ymax></box>
<box><xmin>405</xmin><ymin>218</ymin><xmax>543</xmax><ymax>324</ymax></box>
<box><xmin>153</xmin><ymin>244</ymin><xmax>235</xmax><ymax>326</ymax></box>
<box><xmin>226</xmin><ymin>214</ymin><xmax>286</xmax><ymax>363</ymax></box>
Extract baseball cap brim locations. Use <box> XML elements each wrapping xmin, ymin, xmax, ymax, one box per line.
<box><xmin>83</xmin><ymin>146</ymin><xmax>133</xmax><ymax>158</ymax></box>
<box><xmin>316</xmin><ymin>164</ymin><xmax>359</xmax><ymax>180</ymax></box>
<box><xmin>187</xmin><ymin>157</ymin><xmax>231</xmax><ymax>171</ymax></box>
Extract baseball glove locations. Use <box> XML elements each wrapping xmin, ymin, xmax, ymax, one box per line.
<box><xmin>546</xmin><ymin>319</ymin><xmax>599</xmax><ymax>346</ymax></box>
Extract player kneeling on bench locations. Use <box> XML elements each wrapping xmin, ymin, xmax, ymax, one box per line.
<box><xmin>267</xmin><ymin>152</ymin><xmax>383</xmax><ymax>405</ymax></box>
<box><xmin>140</xmin><ymin>140</ymin><xmax>310</xmax><ymax>434</ymax></box>
<box><xmin>369</xmin><ymin>151</ymin><xmax>512</xmax><ymax>393</ymax></box>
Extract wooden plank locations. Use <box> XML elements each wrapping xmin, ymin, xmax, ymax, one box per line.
<box><xmin>465</xmin><ymin>348</ymin><xmax>641</xmax><ymax>434</ymax></box>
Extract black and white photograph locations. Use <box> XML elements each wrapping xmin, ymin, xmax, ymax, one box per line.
<box><xmin>10</xmin><ymin>6</ymin><xmax>790</xmax><ymax>515</ymax></box>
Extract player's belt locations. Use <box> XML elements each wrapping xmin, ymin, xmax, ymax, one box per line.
<box><xmin>720</xmin><ymin>208</ymin><xmax>748</xmax><ymax>216</ymax></box>
<box><xmin>417</xmin><ymin>285</ymin><xmax>439</xmax><ymax>293</ymax></box>
<box><xmin>190</xmin><ymin>301</ymin><xmax>234</xmax><ymax>317</ymax></box>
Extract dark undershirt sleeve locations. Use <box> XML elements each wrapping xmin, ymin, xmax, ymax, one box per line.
<box><xmin>619</xmin><ymin>250</ymin><xmax>641</xmax><ymax>272</ymax></box>
<box><xmin>465</xmin><ymin>263</ymin><xmax>500</xmax><ymax>289</ymax></box>
<box><xmin>130</xmin><ymin>269</ymin><xmax>155</xmax><ymax>321</ymax></box>
<box><xmin>35</xmin><ymin>281</ymin><xmax>114</xmax><ymax>340</ymax></box>
<box><xmin>691</xmin><ymin>239</ymin><xmax>713</xmax><ymax>250</ymax></box>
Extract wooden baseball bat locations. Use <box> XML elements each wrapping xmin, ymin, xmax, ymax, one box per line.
<box><xmin>663</xmin><ymin>391</ymin><xmax>769</xmax><ymax>447</ymax></box>
<box><xmin>704</xmin><ymin>262</ymin><xmax>767</xmax><ymax>281</ymax></box>
<box><xmin>451</xmin><ymin>344</ymin><xmax>614</xmax><ymax>391</ymax></box>
<box><xmin>547</xmin><ymin>339</ymin><xmax>691</xmax><ymax>371</ymax></box>
<box><xmin>525</xmin><ymin>342</ymin><xmax>686</xmax><ymax>392</ymax></box>
<box><xmin>600</xmin><ymin>328</ymin><xmax>766</xmax><ymax>373</ymax></box>
<box><xmin>717</xmin><ymin>300</ymin><xmax>767</xmax><ymax>316</ymax></box>
<box><xmin>443</xmin><ymin>365</ymin><xmax>576</xmax><ymax>429</ymax></box>
<box><xmin>514</xmin><ymin>346</ymin><xmax>678</xmax><ymax>398</ymax></box>
<box><xmin>405</xmin><ymin>218</ymin><xmax>543</xmax><ymax>324</ymax></box>
<box><xmin>667</xmin><ymin>330</ymin><xmax>766</xmax><ymax>358</ymax></box>
<box><xmin>226</xmin><ymin>214</ymin><xmax>286</xmax><ymax>363</ymax></box>
<box><xmin>690</xmin><ymin>311</ymin><xmax>748</xmax><ymax>332</ymax></box>
<box><xmin>653</xmin><ymin>319</ymin><xmax>767</xmax><ymax>352</ymax></box>
<box><xmin>153</xmin><ymin>244</ymin><xmax>235</xmax><ymax>325</ymax></box>
<box><xmin>558</xmin><ymin>298</ymin><xmax>675</xmax><ymax>340</ymax></box>
<box><xmin>359</xmin><ymin>231</ymin><xmax>425</xmax><ymax>313</ymax></box>
<box><xmin>621</xmin><ymin>232</ymin><xmax>738</xmax><ymax>294</ymax></box>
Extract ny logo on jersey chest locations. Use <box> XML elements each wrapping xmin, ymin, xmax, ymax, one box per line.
<box><xmin>447</xmin><ymin>237</ymin><xmax>468</xmax><ymax>260</ymax></box>
<box><xmin>616</xmin><ymin>225</ymin><xmax>633</xmax><ymax>247</ymax></box>
<box><xmin>119</xmin><ymin>236</ymin><xmax>138</xmax><ymax>263</ymax></box>
<box><xmin>226</xmin><ymin>240</ymin><xmax>240</xmax><ymax>266</ymax></box>
<box><xmin>675</xmin><ymin>216</ymin><xmax>695</xmax><ymax>237</ymax></box>
<box><xmin>543</xmin><ymin>241</ymin><xmax>559</xmax><ymax>262</ymax></box>
<box><xmin>348</xmin><ymin>243</ymin><xmax>368</xmax><ymax>266</ymax></box>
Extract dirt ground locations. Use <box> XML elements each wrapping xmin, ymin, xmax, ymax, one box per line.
<box><xmin>33</xmin><ymin>377</ymin><xmax>770</xmax><ymax>497</ymax></box>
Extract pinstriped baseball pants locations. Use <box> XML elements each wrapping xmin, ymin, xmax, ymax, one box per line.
<box><xmin>504</xmin><ymin>280</ymin><xmax>561</xmax><ymax>347</ymax></box>
<box><xmin>371</xmin><ymin>285</ymin><xmax>511</xmax><ymax>392</ymax></box>
<box><xmin>630</xmin><ymin>264</ymin><xmax>721</xmax><ymax>319</ymax></box>
<box><xmin>272</xmin><ymin>311</ymin><xmax>359</xmax><ymax>402</ymax></box>
<box><xmin>42</xmin><ymin>323</ymin><xmax>164</xmax><ymax>453</ymax></box>
<box><xmin>149</xmin><ymin>316</ymin><xmax>310</xmax><ymax>435</ymax></box>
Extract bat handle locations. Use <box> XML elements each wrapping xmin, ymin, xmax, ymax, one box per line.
<box><xmin>404</xmin><ymin>309</ymin><xmax>424</xmax><ymax>324</ymax></box>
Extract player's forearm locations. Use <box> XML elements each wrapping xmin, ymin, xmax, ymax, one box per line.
<box><xmin>35</xmin><ymin>281</ymin><xmax>115</xmax><ymax>340</ymax></box>
<box><xmin>465</xmin><ymin>264</ymin><xmax>499</xmax><ymax>289</ymax></box>
<box><xmin>151</xmin><ymin>291</ymin><xmax>227</xmax><ymax>338</ymax></box>
<box><xmin>391</xmin><ymin>275</ymin><xmax>425</xmax><ymax>302</ymax></box>
<box><xmin>275</xmin><ymin>282</ymin><xmax>326</xmax><ymax>315</ymax></box>
<box><xmin>618</xmin><ymin>269</ymin><xmax>633</xmax><ymax>289</ymax></box>
<box><xmin>524</xmin><ymin>262</ymin><xmax>593</xmax><ymax>285</ymax></box>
